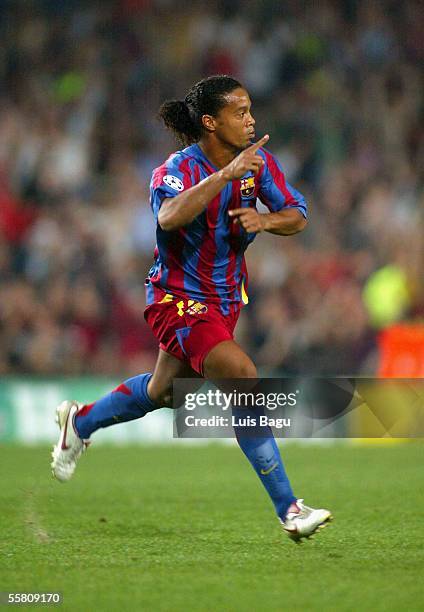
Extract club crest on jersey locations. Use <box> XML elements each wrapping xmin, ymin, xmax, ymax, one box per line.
<box><xmin>163</xmin><ymin>175</ymin><xmax>184</xmax><ymax>192</ymax></box>
<box><xmin>186</xmin><ymin>301</ymin><xmax>208</xmax><ymax>315</ymax></box>
<box><xmin>240</xmin><ymin>176</ymin><xmax>255</xmax><ymax>197</ymax></box>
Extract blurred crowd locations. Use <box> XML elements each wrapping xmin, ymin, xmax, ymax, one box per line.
<box><xmin>0</xmin><ymin>0</ymin><xmax>422</xmax><ymax>376</ymax></box>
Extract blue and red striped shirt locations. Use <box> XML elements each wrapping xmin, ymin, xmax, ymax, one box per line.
<box><xmin>145</xmin><ymin>143</ymin><xmax>307</xmax><ymax>315</ymax></box>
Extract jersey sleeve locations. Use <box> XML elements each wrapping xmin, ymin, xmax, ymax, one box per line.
<box><xmin>149</xmin><ymin>154</ymin><xmax>194</xmax><ymax>221</ymax></box>
<box><xmin>258</xmin><ymin>149</ymin><xmax>308</xmax><ymax>218</ymax></box>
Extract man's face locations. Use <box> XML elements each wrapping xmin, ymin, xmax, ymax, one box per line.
<box><xmin>206</xmin><ymin>88</ymin><xmax>256</xmax><ymax>150</ymax></box>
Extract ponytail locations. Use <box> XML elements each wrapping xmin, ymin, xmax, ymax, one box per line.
<box><xmin>158</xmin><ymin>99</ymin><xmax>200</xmax><ymax>147</ymax></box>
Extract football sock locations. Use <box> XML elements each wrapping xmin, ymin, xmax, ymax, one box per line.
<box><xmin>233</xmin><ymin>406</ymin><xmax>296</xmax><ymax>520</ymax></box>
<box><xmin>74</xmin><ymin>373</ymin><xmax>157</xmax><ymax>439</ymax></box>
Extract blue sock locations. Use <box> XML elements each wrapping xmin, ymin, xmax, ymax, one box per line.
<box><xmin>74</xmin><ymin>373</ymin><xmax>158</xmax><ymax>439</ymax></box>
<box><xmin>233</xmin><ymin>407</ymin><xmax>296</xmax><ymax>520</ymax></box>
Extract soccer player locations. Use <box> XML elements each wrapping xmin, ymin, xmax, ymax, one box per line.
<box><xmin>52</xmin><ymin>75</ymin><xmax>332</xmax><ymax>541</ymax></box>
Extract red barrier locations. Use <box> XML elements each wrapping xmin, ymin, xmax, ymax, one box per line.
<box><xmin>378</xmin><ymin>324</ymin><xmax>424</xmax><ymax>377</ymax></box>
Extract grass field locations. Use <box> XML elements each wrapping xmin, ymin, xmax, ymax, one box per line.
<box><xmin>1</xmin><ymin>442</ymin><xmax>423</xmax><ymax>611</ymax></box>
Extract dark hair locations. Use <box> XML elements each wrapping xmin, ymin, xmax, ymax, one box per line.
<box><xmin>158</xmin><ymin>75</ymin><xmax>243</xmax><ymax>147</ymax></box>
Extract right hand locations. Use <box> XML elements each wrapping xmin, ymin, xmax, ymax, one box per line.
<box><xmin>222</xmin><ymin>135</ymin><xmax>269</xmax><ymax>180</ymax></box>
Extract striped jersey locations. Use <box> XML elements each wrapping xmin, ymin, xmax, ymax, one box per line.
<box><xmin>145</xmin><ymin>143</ymin><xmax>307</xmax><ymax>315</ymax></box>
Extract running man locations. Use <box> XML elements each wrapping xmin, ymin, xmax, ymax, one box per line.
<box><xmin>52</xmin><ymin>75</ymin><xmax>332</xmax><ymax>542</ymax></box>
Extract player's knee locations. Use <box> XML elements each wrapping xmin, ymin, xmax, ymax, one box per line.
<box><xmin>231</xmin><ymin>359</ymin><xmax>257</xmax><ymax>379</ymax></box>
<box><xmin>240</xmin><ymin>362</ymin><xmax>257</xmax><ymax>378</ymax></box>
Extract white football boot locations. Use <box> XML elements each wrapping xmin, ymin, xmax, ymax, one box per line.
<box><xmin>51</xmin><ymin>400</ymin><xmax>89</xmax><ymax>482</ymax></box>
<box><xmin>281</xmin><ymin>499</ymin><xmax>333</xmax><ymax>542</ymax></box>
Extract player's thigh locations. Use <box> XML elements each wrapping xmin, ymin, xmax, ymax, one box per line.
<box><xmin>148</xmin><ymin>348</ymin><xmax>200</xmax><ymax>407</ymax></box>
<box><xmin>203</xmin><ymin>340</ymin><xmax>257</xmax><ymax>379</ymax></box>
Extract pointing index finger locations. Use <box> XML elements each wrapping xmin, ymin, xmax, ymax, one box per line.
<box><xmin>247</xmin><ymin>134</ymin><xmax>269</xmax><ymax>152</ymax></box>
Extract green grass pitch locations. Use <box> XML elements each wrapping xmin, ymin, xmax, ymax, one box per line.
<box><xmin>1</xmin><ymin>442</ymin><xmax>423</xmax><ymax>611</ymax></box>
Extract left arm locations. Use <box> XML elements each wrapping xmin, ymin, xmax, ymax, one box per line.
<box><xmin>229</xmin><ymin>207</ymin><xmax>307</xmax><ymax>235</ymax></box>
<box><xmin>229</xmin><ymin>147</ymin><xmax>308</xmax><ymax>236</ymax></box>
